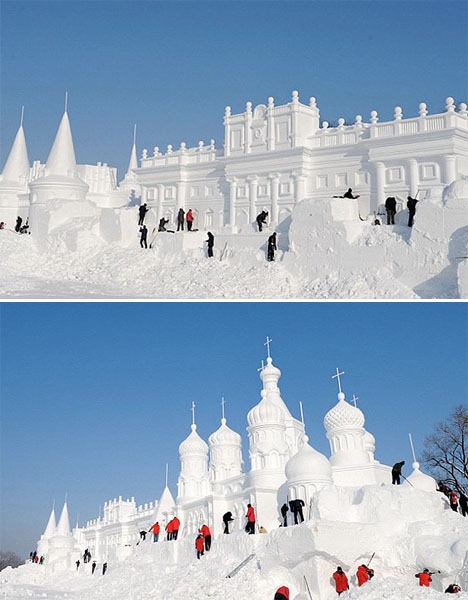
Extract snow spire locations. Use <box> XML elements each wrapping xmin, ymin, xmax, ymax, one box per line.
<box><xmin>45</xmin><ymin>107</ymin><xmax>78</xmax><ymax>177</ymax></box>
<box><xmin>208</xmin><ymin>396</ymin><xmax>244</xmax><ymax>483</ymax></box>
<box><xmin>42</xmin><ymin>505</ymin><xmax>57</xmax><ymax>538</ymax></box>
<box><xmin>1</xmin><ymin>108</ymin><xmax>30</xmax><ymax>184</ymax></box>
<box><xmin>56</xmin><ymin>500</ymin><xmax>72</xmax><ymax>536</ymax></box>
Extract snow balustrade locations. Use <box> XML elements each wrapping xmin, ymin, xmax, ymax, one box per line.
<box><xmin>139</xmin><ymin>139</ymin><xmax>222</xmax><ymax>169</ymax></box>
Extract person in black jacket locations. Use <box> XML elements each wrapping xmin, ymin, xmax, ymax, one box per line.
<box><xmin>15</xmin><ymin>216</ymin><xmax>22</xmax><ymax>232</ymax></box>
<box><xmin>138</xmin><ymin>203</ymin><xmax>148</xmax><ymax>225</ymax></box>
<box><xmin>177</xmin><ymin>208</ymin><xmax>185</xmax><ymax>231</ymax></box>
<box><xmin>206</xmin><ymin>232</ymin><xmax>214</xmax><ymax>258</ymax></box>
<box><xmin>140</xmin><ymin>225</ymin><xmax>148</xmax><ymax>249</ymax></box>
<box><xmin>223</xmin><ymin>511</ymin><xmax>234</xmax><ymax>534</ymax></box>
<box><xmin>407</xmin><ymin>196</ymin><xmax>418</xmax><ymax>227</ymax></box>
<box><xmin>385</xmin><ymin>197</ymin><xmax>397</xmax><ymax>224</ymax></box>
<box><xmin>256</xmin><ymin>210</ymin><xmax>268</xmax><ymax>232</ymax></box>
<box><xmin>280</xmin><ymin>503</ymin><xmax>288</xmax><ymax>527</ymax></box>
<box><xmin>158</xmin><ymin>217</ymin><xmax>169</xmax><ymax>232</ymax></box>
<box><xmin>392</xmin><ymin>461</ymin><xmax>405</xmax><ymax>484</ymax></box>
<box><xmin>267</xmin><ymin>232</ymin><xmax>277</xmax><ymax>261</ymax></box>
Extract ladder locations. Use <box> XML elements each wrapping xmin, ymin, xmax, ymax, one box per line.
<box><xmin>226</xmin><ymin>553</ymin><xmax>255</xmax><ymax>578</ymax></box>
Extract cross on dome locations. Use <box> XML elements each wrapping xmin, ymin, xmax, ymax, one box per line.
<box><xmin>264</xmin><ymin>336</ymin><xmax>273</xmax><ymax>359</ymax></box>
<box><xmin>352</xmin><ymin>394</ymin><xmax>359</xmax><ymax>407</ymax></box>
<box><xmin>332</xmin><ymin>367</ymin><xmax>345</xmax><ymax>394</ymax></box>
<box><xmin>191</xmin><ymin>401</ymin><xmax>196</xmax><ymax>426</ymax></box>
<box><xmin>257</xmin><ymin>359</ymin><xmax>265</xmax><ymax>373</ymax></box>
<box><xmin>221</xmin><ymin>396</ymin><xmax>226</xmax><ymax>420</ymax></box>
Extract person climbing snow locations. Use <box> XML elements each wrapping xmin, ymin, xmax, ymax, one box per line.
<box><xmin>138</xmin><ymin>203</ymin><xmax>148</xmax><ymax>226</ymax></box>
<box><xmin>245</xmin><ymin>503</ymin><xmax>256</xmax><ymax>534</ymax></box>
<box><xmin>158</xmin><ymin>217</ymin><xmax>169</xmax><ymax>232</ymax></box>
<box><xmin>385</xmin><ymin>196</ymin><xmax>397</xmax><ymax>225</ymax></box>
<box><xmin>356</xmin><ymin>564</ymin><xmax>374</xmax><ymax>586</ymax></box>
<box><xmin>206</xmin><ymin>232</ymin><xmax>214</xmax><ymax>258</ymax></box>
<box><xmin>407</xmin><ymin>195</ymin><xmax>418</xmax><ymax>227</ymax></box>
<box><xmin>177</xmin><ymin>208</ymin><xmax>185</xmax><ymax>231</ymax></box>
<box><xmin>415</xmin><ymin>568</ymin><xmax>432</xmax><ymax>587</ymax></box>
<box><xmin>172</xmin><ymin>516</ymin><xmax>180</xmax><ymax>540</ymax></box>
<box><xmin>149</xmin><ymin>521</ymin><xmax>160</xmax><ymax>542</ymax></box>
<box><xmin>274</xmin><ymin>586</ymin><xmax>290</xmax><ymax>600</ymax></box>
<box><xmin>200</xmin><ymin>524</ymin><xmax>211</xmax><ymax>551</ymax></box>
<box><xmin>256</xmin><ymin>210</ymin><xmax>268</xmax><ymax>232</ymax></box>
<box><xmin>139</xmin><ymin>225</ymin><xmax>148</xmax><ymax>248</ymax></box>
<box><xmin>391</xmin><ymin>461</ymin><xmax>405</xmax><ymax>485</ymax></box>
<box><xmin>333</xmin><ymin>566</ymin><xmax>349</xmax><ymax>596</ymax></box>
<box><xmin>195</xmin><ymin>533</ymin><xmax>204</xmax><ymax>559</ymax></box>
<box><xmin>267</xmin><ymin>232</ymin><xmax>277</xmax><ymax>262</ymax></box>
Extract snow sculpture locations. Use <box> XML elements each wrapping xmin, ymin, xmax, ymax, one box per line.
<box><xmin>46</xmin><ymin>501</ymin><xmax>80</xmax><ymax>572</ymax></box>
<box><xmin>404</xmin><ymin>461</ymin><xmax>437</xmax><ymax>492</ymax></box>
<box><xmin>36</xmin><ymin>505</ymin><xmax>56</xmax><ymax>558</ymax></box>
<box><xmin>177</xmin><ymin>404</ymin><xmax>210</xmax><ymax>502</ymax></box>
<box><xmin>208</xmin><ymin>407</ymin><xmax>244</xmax><ymax>487</ymax></box>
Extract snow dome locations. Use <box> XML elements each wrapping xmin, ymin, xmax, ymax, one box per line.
<box><xmin>323</xmin><ymin>392</ymin><xmax>365</xmax><ymax>431</ymax></box>
<box><xmin>285</xmin><ymin>435</ymin><xmax>332</xmax><ymax>484</ymax></box>
<box><xmin>404</xmin><ymin>461</ymin><xmax>437</xmax><ymax>492</ymax></box>
<box><xmin>179</xmin><ymin>424</ymin><xmax>209</xmax><ymax>456</ymax></box>
<box><xmin>247</xmin><ymin>389</ymin><xmax>285</xmax><ymax>427</ymax></box>
<box><xmin>208</xmin><ymin>418</ymin><xmax>242</xmax><ymax>447</ymax></box>
<box><xmin>260</xmin><ymin>356</ymin><xmax>282</xmax><ymax>387</ymax></box>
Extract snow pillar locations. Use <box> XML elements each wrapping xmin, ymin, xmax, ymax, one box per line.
<box><xmin>375</xmin><ymin>161</ymin><xmax>385</xmax><ymax>208</ymax></box>
<box><xmin>407</xmin><ymin>158</ymin><xmax>419</xmax><ymax>197</ymax></box>
<box><xmin>269</xmin><ymin>173</ymin><xmax>280</xmax><ymax>225</ymax></box>
<box><xmin>176</xmin><ymin>181</ymin><xmax>186</xmax><ymax>210</ymax></box>
<box><xmin>444</xmin><ymin>154</ymin><xmax>457</xmax><ymax>184</ymax></box>
<box><xmin>267</xmin><ymin>97</ymin><xmax>275</xmax><ymax>151</ymax></box>
<box><xmin>248</xmin><ymin>175</ymin><xmax>258</xmax><ymax>224</ymax></box>
<box><xmin>228</xmin><ymin>177</ymin><xmax>237</xmax><ymax>229</ymax></box>
<box><xmin>293</xmin><ymin>171</ymin><xmax>306</xmax><ymax>203</ymax></box>
<box><xmin>224</xmin><ymin>106</ymin><xmax>231</xmax><ymax>157</ymax></box>
<box><xmin>290</xmin><ymin>91</ymin><xmax>300</xmax><ymax>147</ymax></box>
<box><xmin>157</xmin><ymin>184</ymin><xmax>164</xmax><ymax>222</ymax></box>
<box><xmin>244</xmin><ymin>102</ymin><xmax>252</xmax><ymax>155</ymax></box>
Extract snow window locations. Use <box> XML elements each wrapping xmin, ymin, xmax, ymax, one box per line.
<box><xmin>280</xmin><ymin>183</ymin><xmax>290</xmax><ymax>195</ymax></box>
<box><xmin>335</xmin><ymin>173</ymin><xmax>347</xmax><ymax>188</ymax></box>
<box><xmin>276</xmin><ymin>122</ymin><xmax>289</xmax><ymax>143</ymax></box>
<box><xmin>164</xmin><ymin>187</ymin><xmax>174</xmax><ymax>199</ymax></box>
<box><xmin>231</xmin><ymin>129</ymin><xmax>242</xmax><ymax>150</ymax></box>
<box><xmin>356</xmin><ymin>172</ymin><xmax>368</xmax><ymax>185</ymax></box>
<box><xmin>387</xmin><ymin>167</ymin><xmax>403</xmax><ymax>183</ymax></box>
<box><xmin>237</xmin><ymin>186</ymin><xmax>246</xmax><ymax>198</ymax></box>
<box><xmin>316</xmin><ymin>175</ymin><xmax>328</xmax><ymax>189</ymax></box>
<box><xmin>420</xmin><ymin>164</ymin><xmax>438</xmax><ymax>179</ymax></box>
<box><xmin>190</xmin><ymin>186</ymin><xmax>199</xmax><ymax>198</ymax></box>
<box><xmin>147</xmin><ymin>188</ymin><xmax>155</xmax><ymax>200</ymax></box>
<box><xmin>205</xmin><ymin>210</ymin><xmax>213</xmax><ymax>228</ymax></box>
<box><xmin>205</xmin><ymin>185</ymin><xmax>213</xmax><ymax>197</ymax></box>
<box><xmin>258</xmin><ymin>185</ymin><xmax>267</xmax><ymax>196</ymax></box>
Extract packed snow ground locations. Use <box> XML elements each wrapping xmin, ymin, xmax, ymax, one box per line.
<box><xmin>2</xmin><ymin>485</ymin><xmax>468</xmax><ymax>600</ymax></box>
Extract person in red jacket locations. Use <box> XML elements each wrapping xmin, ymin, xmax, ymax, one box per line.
<box><xmin>200</xmin><ymin>524</ymin><xmax>211</xmax><ymax>551</ymax></box>
<box><xmin>172</xmin><ymin>516</ymin><xmax>180</xmax><ymax>540</ymax></box>
<box><xmin>186</xmin><ymin>209</ymin><xmax>194</xmax><ymax>231</ymax></box>
<box><xmin>274</xmin><ymin>586</ymin><xmax>290</xmax><ymax>600</ymax></box>
<box><xmin>165</xmin><ymin>519</ymin><xmax>174</xmax><ymax>541</ymax></box>
<box><xmin>246</xmin><ymin>504</ymin><xmax>256</xmax><ymax>534</ymax></box>
<box><xmin>415</xmin><ymin>568</ymin><xmax>432</xmax><ymax>586</ymax></box>
<box><xmin>356</xmin><ymin>564</ymin><xmax>374</xmax><ymax>586</ymax></box>
<box><xmin>449</xmin><ymin>491</ymin><xmax>459</xmax><ymax>512</ymax></box>
<box><xmin>149</xmin><ymin>521</ymin><xmax>160</xmax><ymax>542</ymax></box>
<box><xmin>195</xmin><ymin>534</ymin><xmax>204</xmax><ymax>559</ymax></box>
<box><xmin>333</xmin><ymin>566</ymin><xmax>349</xmax><ymax>596</ymax></box>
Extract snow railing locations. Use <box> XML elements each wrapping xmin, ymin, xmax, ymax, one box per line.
<box><xmin>139</xmin><ymin>140</ymin><xmax>221</xmax><ymax>169</ymax></box>
<box><xmin>315</xmin><ymin>97</ymin><xmax>468</xmax><ymax>147</ymax></box>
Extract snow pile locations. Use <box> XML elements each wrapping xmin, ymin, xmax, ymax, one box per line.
<box><xmin>2</xmin><ymin>485</ymin><xmax>468</xmax><ymax>600</ymax></box>
<box><xmin>0</xmin><ymin>180</ymin><xmax>466</xmax><ymax>298</ymax></box>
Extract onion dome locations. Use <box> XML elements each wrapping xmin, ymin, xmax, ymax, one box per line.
<box><xmin>179</xmin><ymin>424</ymin><xmax>208</xmax><ymax>456</ymax></box>
<box><xmin>404</xmin><ymin>461</ymin><xmax>437</xmax><ymax>492</ymax></box>
<box><xmin>285</xmin><ymin>435</ymin><xmax>332</xmax><ymax>483</ymax></box>
<box><xmin>364</xmin><ymin>430</ymin><xmax>376</xmax><ymax>455</ymax></box>
<box><xmin>260</xmin><ymin>356</ymin><xmax>281</xmax><ymax>385</ymax></box>
<box><xmin>324</xmin><ymin>392</ymin><xmax>365</xmax><ymax>431</ymax></box>
<box><xmin>247</xmin><ymin>389</ymin><xmax>285</xmax><ymax>427</ymax></box>
<box><xmin>208</xmin><ymin>418</ymin><xmax>242</xmax><ymax>447</ymax></box>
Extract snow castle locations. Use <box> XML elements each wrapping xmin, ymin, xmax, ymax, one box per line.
<box><xmin>37</xmin><ymin>344</ymin><xmax>436</xmax><ymax>568</ymax></box>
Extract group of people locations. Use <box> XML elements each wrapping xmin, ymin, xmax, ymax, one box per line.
<box><xmin>195</xmin><ymin>523</ymin><xmax>212</xmax><ymax>559</ymax></box>
<box><xmin>29</xmin><ymin>551</ymin><xmax>44</xmax><ymax>564</ymax></box>
<box><xmin>438</xmin><ymin>484</ymin><xmax>468</xmax><ymax>516</ymax></box>
<box><xmin>384</xmin><ymin>195</ymin><xmax>419</xmax><ymax>226</ymax></box>
<box><xmin>280</xmin><ymin>499</ymin><xmax>305</xmax><ymax>526</ymax></box>
<box><xmin>75</xmin><ymin>558</ymin><xmax>107</xmax><ymax>575</ymax></box>
<box><xmin>0</xmin><ymin>216</ymin><xmax>30</xmax><ymax>234</ymax></box>
<box><xmin>145</xmin><ymin>516</ymin><xmax>181</xmax><ymax>542</ymax></box>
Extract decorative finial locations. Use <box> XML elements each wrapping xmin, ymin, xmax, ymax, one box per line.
<box><xmin>299</xmin><ymin>400</ymin><xmax>305</xmax><ymax>425</ymax></box>
<box><xmin>221</xmin><ymin>396</ymin><xmax>226</xmax><ymax>420</ymax></box>
<box><xmin>165</xmin><ymin>463</ymin><xmax>169</xmax><ymax>487</ymax></box>
<box><xmin>408</xmin><ymin>432</ymin><xmax>417</xmax><ymax>463</ymax></box>
<box><xmin>352</xmin><ymin>394</ymin><xmax>359</xmax><ymax>407</ymax></box>
<box><xmin>20</xmin><ymin>106</ymin><xmax>24</xmax><ymax>128</ymax></box>
<box><xmin>191</xmin><ymin>401</ymin><xmax>196</xmax><ymax>426</ymax></box>
<box><xmin>133</xmin><ymin>124</ymin><xmax>137</xmax><ymax>146</ymax></box>
<box><xmin>64</xmin><ymin>91</ymin><xmax>68</xmax><ymax>113</ymax></box>
<box><xmin>370</xmin><ymin>110</ymin><xmax>378</xmax><ymax>124</ymax></box>
<box><xmin>394</xmin><ymin>106</ymin><xmax>403</xmax><ymax>120</ymax></box>
<box><xmin>332</xmin><ymin>367</ymin><xmax>345</xmax><ymax>394</ymax></box>
<box><xmin>445</xmin><ymin>97</ymin><xmax>456</xmax><ymax>112</ymax></box>
<box><xmin>418</xmin><ymin>102</ymin><xmax>428</xmax><ymax>117</ymax></box>
<box><xmin>264</xmin><ymin>336</ymin><xmax>273</xmax><ymax>359</ymax></box>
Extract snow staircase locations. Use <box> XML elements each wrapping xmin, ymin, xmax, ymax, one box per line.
<box><xmin>225</xmin><ymin>553</ymin><xmax>256</xmax><ymax>578</ymax></box>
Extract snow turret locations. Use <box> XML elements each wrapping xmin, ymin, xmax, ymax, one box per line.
<box><xmin>404</xmin><ymin>461</ymin><xmax>437</xmax><ymax>492</ymax></box>
<box><xmin>37</xmin><ymin>505</ymin><xmax>56</xmax><ymax>557</ymax></box>
<box><xmin>285</xmin><ymin>434</ymin><xmax>333</xmax><ymax>505</ymax></box>
<box><xmin>47</xmin><ymin>501</ymin><xmax>80</xmax><ymax>571</ymax></box>
<box><xmin>152</xmin><ymin>485</ymin><xmax>176</xmax><ymax>529</ymax></box>
<box><xmin>119</xmin><ymin>124</ymin><xmax>141</xmax><ymax>199</ymax></box>
<box><xmin>45</xmin><ymin>111</ymin><xmax>78</xmax><ymax>178</ymax></box>
<box><xmin>0</xmin><ymin>114</ymin><xmax>31</xmax><ymax>223</ymax></box>
<box><xmin>177</xmin><ymin>404</ymin><xmax>210</xmax><ymax>502</ymax></box>
<box><xmin>208</xmin><ymin>413</ymin><xmax>244</xmax><ymax>485</ymax></box>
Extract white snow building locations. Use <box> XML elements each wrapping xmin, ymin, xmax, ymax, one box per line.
<box><xmin>37</xmin><ymin>345</ymin><xmax>425</xmax><ymax>567</ymax></box>
<box><xmin>1</xmin><ymin>92</ymin><xmax>467</xmax><ymax>237</ymax></box>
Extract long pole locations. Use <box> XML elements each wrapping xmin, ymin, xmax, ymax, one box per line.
<box><xmin>304</xmin><ymin>575</ymin><xmax>313</xmax><ymax>600</ymax></box>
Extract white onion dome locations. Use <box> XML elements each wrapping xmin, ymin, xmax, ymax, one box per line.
<box><xmin>179</xmin><ymin>424</ymin><xmax>208</xmax><ymax>456</ymax></box>
<box><xmin>260</xmin><ymin>356</ymin><xmax>281</xmax><ymax>384</ymax></box>
<box><xmin>285</xmin><ymin>435</ymin><xmax>332</xmax><ymax>482</ymax></box>
<box><xmin>208</xmin><ymin>418</ymin><xmax>242</xmax><ymax>446</ymax></box>
<box><xmin>404</xmin><ymin>461</ymin><xmax>437</xmax><ymax>492</ymax></box>
<box><xmin>324</xmin><ymin>392</ymin><xmax>365</xmax><ymax>431</ymax></box>
<box><xmin>247</xmin><ymin>389</ymin><xmax>285</xmax><ymax>427</ymax></box>
<box><xmin>364</xmin><ymin>430</ymin><xmax>376</xmax><ymax>454</ymax></box>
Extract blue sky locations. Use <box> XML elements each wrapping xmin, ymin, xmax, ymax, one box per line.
<box><xmin>1</xmin><ymin>301</ymin><xmax>467</xmax><ymax>558</ymax></box>
<box><xmin>1</xmin><ymin>0</ymin><xmax>467</xmax><ymax>179</ymax></box>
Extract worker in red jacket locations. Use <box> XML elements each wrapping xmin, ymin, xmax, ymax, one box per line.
<box><xmin>165</xmin><ymin>519</ymin><xmax>174</xmax><ymax>541</ymax></box>
<box><xmin>415</xmin><ymin>569</ymin><xmax>432</xmax><ymax>586</ymax></box>
<box><xmin>195</xmin><ymin>534</ymin><xmax>204</xmax><ymax>559</ymax></box>
<box><xmin>186</xmin><ymin>209</ymin><xmax>194</xmax><ymax>231</ymax></box>
<box><xmin>333</xmin><ymin>566</ymin><xmax>349</xmax><ymax>596</ymax></box>
<box><xmin>200</xmin><ymin>524</ymin><xmax>212</xmax><ymax>551</ymax></box>
<box><xmin>449</xmin><ymin>491</ymin><xmax>459</xmax><ymax>512</ymax></box>
<box><xmin>356</xmin><ymin>564</ymin><xmax>374</xmax><ymax>586</ymax></box>
<box><xmin>172</xmin><ymin>516</ymin><xmax>180</xmax><ymax>540</ymax></box>
<box><xmin>246</xmin><ymin>504</ymin><xmax>256</xmax><ymax>534</ymax></box>
<box><xmin>274</xmin><ymin>586</ymin><xmax>289</xmax><ymax>600</ymax></box>
<box><xmin>148</xmin><ymin>522</ymin><xmax>160</xmax><ymax>542</ymax></box>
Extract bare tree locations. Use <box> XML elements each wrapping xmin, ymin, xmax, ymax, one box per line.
<box><xmin>421</xmin><ymin>405</ymin><xmax>468</xmax><ymax>493</ymax></box>
<box><xmin>0</xmin><ymin>551</ymin><xmax>24</xmax><ymax>571</ymax></box>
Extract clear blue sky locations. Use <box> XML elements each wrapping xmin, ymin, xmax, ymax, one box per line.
<box><xmin>1</xmin><ymin>301</ymin><xmax>467</xmax><ymax>558</ymax></box>
<box><xmin>1</xmin><ymin>0</ymin><xmax>467</xmax><ymax>179</ymax></box>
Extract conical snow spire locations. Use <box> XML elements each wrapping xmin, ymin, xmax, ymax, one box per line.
<box><xmin>126</xmin><ymin>124</ymin><xmax>138</xmax><ymax>174</ymax></box>
<box><xmin>42</xmin><ymin>505</ymin><xmax>57</xmax><ymax>538</ymax></box>
<box><xmin>46</xmin><ymin>108</ymin><xmax>77</xmax><ymax>177</ymax></box>
<box><xmin>1</xmin><ymin>109</ymin><xmax>30</xmax><ymax>184</ymax></box>
<box><xmin>56</xmin><ymin>500</ymin><xmax>72</xmax><ymax>536</ymax></box>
